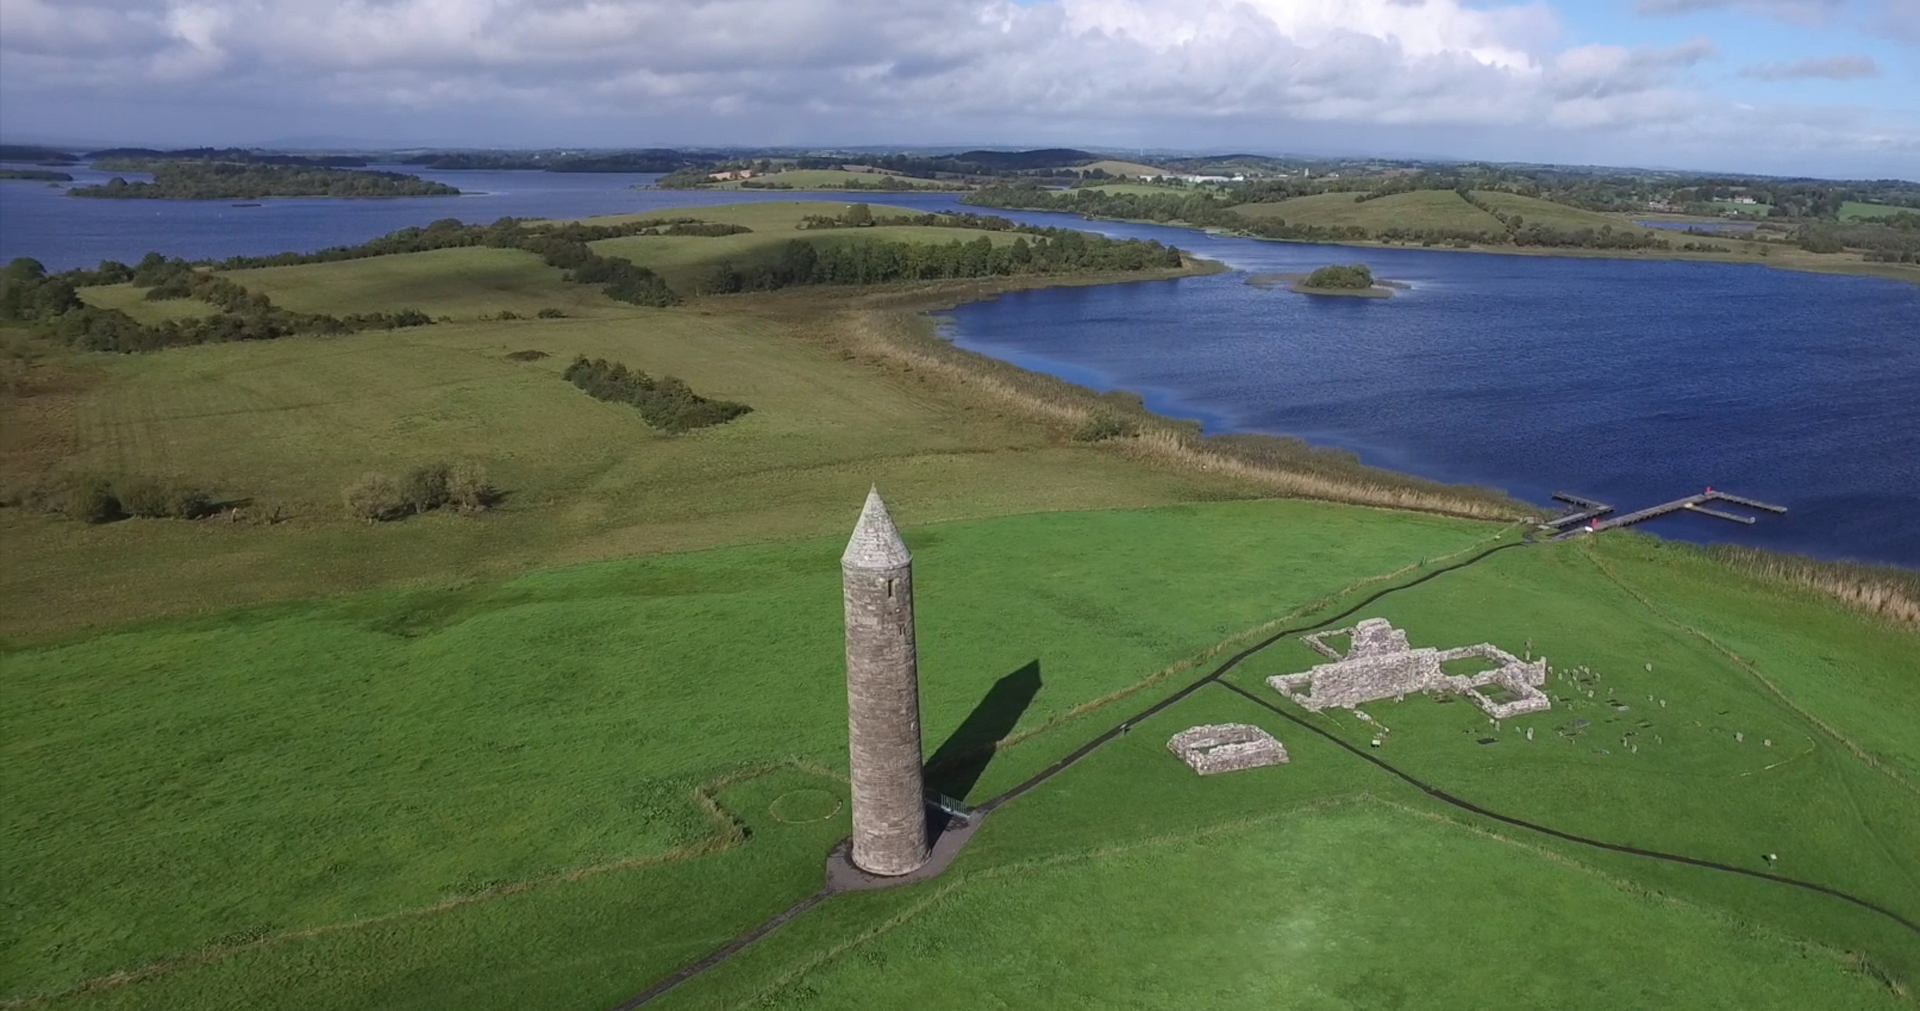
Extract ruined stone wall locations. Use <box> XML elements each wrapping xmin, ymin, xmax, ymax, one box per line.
<box><xmin>1167</xmin><ymin>724</ymin><xmax>1289</xmax><ymax>775</ymax></box>
<box><xmin>1272</xmin><ymin>620</ymin><xmax>1551</xmax><ymax>719</ymax></box>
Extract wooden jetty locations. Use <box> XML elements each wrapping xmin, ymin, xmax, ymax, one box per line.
<box><xmin>1540</xmin><ymin>492</ymin><xmax>1614</xmax><ymax>531</ymax></box>
<box><xmin>1548</xmin><ymin>489</ymin><xmax>1785</xmax><ymax>539</ymax></box>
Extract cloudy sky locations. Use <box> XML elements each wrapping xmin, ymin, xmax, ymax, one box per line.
<box><xmin>2</xmin><ymin>0</ymin><xmax>1916</xmax><ymax>178</ymax></box>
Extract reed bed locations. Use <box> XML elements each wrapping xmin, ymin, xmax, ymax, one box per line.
<box><xmin>1703</xmin><ymin>544</ymin><xmax>1920</xmax><ymax>628</ymax></box>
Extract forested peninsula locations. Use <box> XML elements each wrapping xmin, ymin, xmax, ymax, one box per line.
<box><xmin>69</xmin><ymin>163</ymin><xmax>459</xmax><ymax>200</ymax></box>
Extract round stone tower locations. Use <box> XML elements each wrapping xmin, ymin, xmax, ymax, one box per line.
<box><xmin>842</xmin><ymin>488</ymin><xmax>930</xmax><ymax>876</ymax></box>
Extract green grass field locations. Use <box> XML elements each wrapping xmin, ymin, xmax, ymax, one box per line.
<box><xmin>1232</xmin><ymin>189</ymin><xmax>1503</xmax><ymax>232</ymax></box>
<box><xmin>3</xmin><ymin>202</ymin><xmax>1225</xmax><ymax>637</ymax></box>
<box><xmin>5</xmin><ymin>509</ymin><xmax>1916</xmax><ymax>1009</ymax></box>
<box><xmin>1077</xmin><ymin>159</ymin><xmax>1170</xmax><ymax>178</ymax></box>
<box><xmin>5</xmin><ymin>199</ymin><xmax>1916</xmax><ymax>1011</ymax></box>
<box><xmin>225</xmin><ymin>246</ymin><xmax>599</xmax><ymax>320</ymax></box>
<box><xmin>711</xmin><ymin>803</ymin><xmax>1901</xmax><ymax>1011</ymax></box>
<box><xmin>77</xmin><ymin>284</ymin><xmax>221</xmax><ymax>323</ymax></box>
<box><xmin>1230</xmin><ymin>190</ymin><xmax>1661</xmax><ymax>241</ymax></box>
<box><xmin>0</xmin><ymin>291</ymin><xmax>1221</xmax><ymax>637</ymax></box>
<box><xmin>1468</xmin><ymin>190</ymin><xmax>1660</xmax><ymax>235</ymax></box>
<box><xmin>1841</xmin><ymin>201</ymin><xmax>1905</xmax><ymax>221</ymax></box>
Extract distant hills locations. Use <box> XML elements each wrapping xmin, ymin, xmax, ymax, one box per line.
<box><xmin>0</xmin><ymin>145</ymin><xmax>79</xmax><ymax>165</ymax></box>
<box><xmin>85</xmin><ymin>148</ymin><xmax>369</xmax><ymax>168</ymax></box>
<box><xmin>949</xmin><ymin>148</ymin><xmax>1097</xmax><ymax>170</ymax></box>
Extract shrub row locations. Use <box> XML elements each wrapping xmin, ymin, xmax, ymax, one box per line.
<box><xmin>562</xmin><ymin>356</ymin><xmax>752</xmax><ymax>433</ymax></box>
<box><xmin>5</xmin><ymin>473</ymin><xmax>217</xmax><ymax>524</ymax></box>
<box><xmin>343</xmin><ymin>462</ymin><xmax>497</xmax><ymax>522</ymax></box>
<box><xmin>1072</xmin><ymin>410</ymin><xmax>1139</xmax><ymax>442</ymax></box>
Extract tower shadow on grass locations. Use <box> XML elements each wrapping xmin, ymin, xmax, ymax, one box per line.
<box><xmin>923</xmin><ymin>660</ymin><xmax>1042</xmax><ymax>843</ymax></box>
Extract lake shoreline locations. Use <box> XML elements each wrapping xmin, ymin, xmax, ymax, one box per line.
<box><xmin>947</xmin><ymin>205</ymin><xmax>1920</xmax><ymax>286</ymax></box>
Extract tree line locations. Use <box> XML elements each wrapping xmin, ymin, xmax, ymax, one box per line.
<box><xmin>1</xmin><ymin>255</ymin><xmax>434</xmax><ymax>353</ymax></box>
<box><xmin>702</xmin><ymin>228</ymin><xmax>1182</xmax><ymax>294</ymax></box>
<box><xmin>966</xmin><ymin>185</ymin><xmax>1673</xmax><ymax>252</ymax></box>
<box><xmin>86</xmin><ymin>147</ymin><xmax>369</xmax><ymax>168</ymax></box>
<box><xmin>70</xmin><ymin>163</ymin><xmax>460</xmax><ymax>200</ymax></box>
<box><xmin>1796</xmin><ymin>215</ymin><xmax>1920</xmax><ymax>261</ymax></box>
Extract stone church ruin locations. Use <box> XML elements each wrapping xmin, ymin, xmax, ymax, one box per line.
<box><xmin>1268</xmin><ymin>618</ymin><xmax>1550</xmax><ymax>719</ymax></box>
<box><xmin>1167</xmin><ymin>724</ymin><xmax>1290</xmax><ymax>775</ymax></box>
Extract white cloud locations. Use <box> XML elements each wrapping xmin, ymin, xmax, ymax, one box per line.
<box><xmin>0</xmin><ymin>0</ymin><xmax>1913</xmax><ymax>177</ymax></box>
<box><xmin>1740</xmin><ymin>54</ymin><xmax>1881</xmax><ymax>78</ymax></box>
<box><xmin>1873</xmin><ymin>0</ymin><xmax>1920</xmax><ymax>44</ymax></box>
<box><xmin>1634</xmin><ymin>0</ymin><xmax>1846</xmax><ymax>26</ymax></box>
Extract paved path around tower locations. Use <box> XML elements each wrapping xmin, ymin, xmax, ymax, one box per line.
<box><xmin>609</xmin><ymin>539</ymin><xmax>1917</xmax><ymax>1009</ymax></box>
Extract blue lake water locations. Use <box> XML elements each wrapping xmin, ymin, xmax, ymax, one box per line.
<box><xmin>3</xmin><ymin>168</ymin><xmax>1915</xmax><ymax>565</ymax></box>
<box><xmin>0</xmin><ymin>163</ymin><xmax>977</xmax><ymax>268</ymax></box>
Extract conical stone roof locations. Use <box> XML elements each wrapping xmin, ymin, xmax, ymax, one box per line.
<box><xmin>843</xmin><ymin>488</ymin><xmax>911</xmax><ymax>570</ymax></box>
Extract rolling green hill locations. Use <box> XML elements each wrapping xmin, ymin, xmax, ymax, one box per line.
<box><xmin>1468</xmin><ymin>190</ymin><xmax>1660</xmax><ymax>235</ymax></box>
<box><xmin>1232</xmin><ymin>189</ymin><xmax>1504</xmax><ymax>232</ymax></box>
<box><xmin>1230</xmin><ymin>189</ymin><xmax>1662</xmax><ymax>241</ymax></box>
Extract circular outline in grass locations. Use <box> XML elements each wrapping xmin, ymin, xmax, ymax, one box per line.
<box><xmin>769</xmin><ymin>789</ymin><xmax>843</xmax><ymax>824</ymax></box>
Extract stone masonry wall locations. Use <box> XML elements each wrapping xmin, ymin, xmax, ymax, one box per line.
<box><xmin>843</xmin><ymin>492</ymin><xmax>930</xmax><ymax>877</ymax></box>
<box><xmin>1167</xmin><ymin>724</ymin><xmax>1289</xmax><ymax>775</ymax></box>
<box><xmin>1272</xmin><ymin>620</ymin><xmax>1550</xmax><ymax>719</ymax></box>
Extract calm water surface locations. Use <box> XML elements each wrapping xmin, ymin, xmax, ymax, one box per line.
<box><xmin>3</xmin><ymin>168</ymin><xmax>1914</xmax><ymax>565</ymax></box>
<box><xmin>0</xmin><ymin>163</ymin><xmax>970</xmax><ymax>268</ymax></box>
<box><xmin>945</xmin><ymin>223</ymin><xmax>1920</xmax><ymax>566</ymax></box>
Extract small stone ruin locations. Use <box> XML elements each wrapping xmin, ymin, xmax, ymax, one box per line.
<box><xmin>1268</xmin><ymin>618</ymin><xmax>1550</xmax><ymax>719</ymax></box>
<box><xmin>1166</xmin><ymin>723</ymin><xmax>1289</xmax><ymax>775</ymax></box>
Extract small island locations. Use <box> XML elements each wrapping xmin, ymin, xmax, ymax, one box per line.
<box><xmin>69</xmin><ymin>162</ymin><xmax>460</xmax><ymax>200</ymax></box>
<box><xmin>0</xmin><ymin>169</ymin><xmax>73</xmax><ymax>182</ymax></box>
<box><xmin>1295</xmin><ymin>263</ymin><xmax>1393</xmax><ymax>297</ymax></box>
<box><xmin>1246</xmin><ymin>263</ymin><xmax>1401</xmax><ymax>298</ymax></box>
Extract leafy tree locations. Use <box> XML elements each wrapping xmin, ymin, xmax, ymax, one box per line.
<box><xmin>1302</xmin><ymin>264</ymin><xmax>1374</xmax><ymax>289</ymax></box>
<box><xmin>68</xmin><ymin>162</ymin><xmax>459</xmax><ymax>200</ymax></box>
